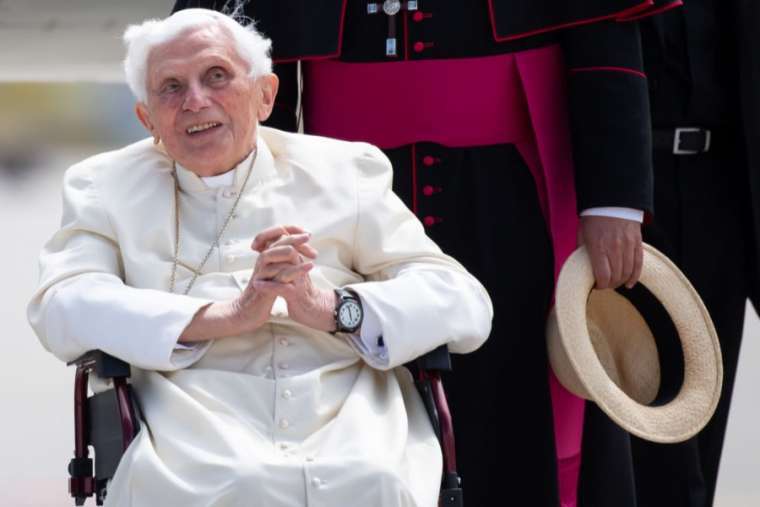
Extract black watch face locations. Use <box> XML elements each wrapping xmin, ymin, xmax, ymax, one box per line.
<box><xmin>338</xmin><ymin>300</ymin><xmax>362</xmax><ymax>330</ymax></box>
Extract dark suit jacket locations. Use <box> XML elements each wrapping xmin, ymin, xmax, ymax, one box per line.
<box><xmin>737</xmin><ymin>0</ymin><xmax>760</xmax><ymax>303</ymax></box>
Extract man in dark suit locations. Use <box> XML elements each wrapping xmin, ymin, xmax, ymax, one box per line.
<box><xmin>634</xmin><ymin>2</ymin><xmax>760</xmax><ymax>505</ymax></box>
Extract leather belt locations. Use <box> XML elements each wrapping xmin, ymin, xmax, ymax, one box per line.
<box><xmin>653</xmin><ymin>127</ymin><xmax>713</xmax><ymax>155</ymax></box>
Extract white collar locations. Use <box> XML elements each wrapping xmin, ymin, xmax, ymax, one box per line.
<box><xmin>200</xmin><ymin>168</ymin><xmax>236</xmax><ymax>188</ymax></box>
<box><xmin>173</xmin><ymin>135</ymin><xmax>277</xmax><ymax>194</ymax></box>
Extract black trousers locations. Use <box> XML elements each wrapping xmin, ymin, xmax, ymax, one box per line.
<box><xmin>630</xmin><ymin>142</ymin><xmax>753</xmax><ymax>507</ymax></box>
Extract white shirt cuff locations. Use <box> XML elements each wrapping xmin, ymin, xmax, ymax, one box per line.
<box><xmin>580</xmin><ymin>206</ymin><xmax>644</xmax><ymax>223</ymax></box>
<box><xmin>346</xmin><ymin>294</ymin><xmax>388</xmax><ymax>367</ymax></box>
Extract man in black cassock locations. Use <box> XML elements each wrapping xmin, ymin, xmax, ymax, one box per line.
<box><xmin>171</xmin><ymin>2</ymin><xmax>681</xmax><ymax>506</ymax></box>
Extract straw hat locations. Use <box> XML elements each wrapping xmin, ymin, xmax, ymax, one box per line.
<box><xmin>546</xmin><ymin>243</ymin><xmax>723</xmax><ymax>443</ymax></box>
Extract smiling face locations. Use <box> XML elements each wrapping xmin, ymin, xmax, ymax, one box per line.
<box><xmin>135</xmin><ymin>23</ymin><xmax>278</xmax><ymax>176</ymax></box>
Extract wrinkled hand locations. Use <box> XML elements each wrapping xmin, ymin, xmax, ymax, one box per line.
<box><xmin>232</xmin><ymin>278</ymin><xmax>277</xmax><ymax>336</ymax></box>
<box><xmin>250</xmin><ymin>225</ymin><xmax>336</xmax><ymax>332</ymax></box>
<box><xmin>578</xmin><ymin>215</ymin><xmax>643</xmax><ymax>289</ymax></box>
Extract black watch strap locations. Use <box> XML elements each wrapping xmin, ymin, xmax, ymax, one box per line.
<box><xmin>333</xmin><ymin>288</ymin><xmax>363</xmax><ymax>333</ymax></box>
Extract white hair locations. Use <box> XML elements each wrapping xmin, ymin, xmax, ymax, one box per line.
<box><xmin>123</xmin><ymin>8</ymin><xmax>272</xmax><ymax>103</ymax></box>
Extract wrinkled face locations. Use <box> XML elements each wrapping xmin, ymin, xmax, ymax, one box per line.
<box><xmin>136</xmin><ymin>24</ymin><xmax>278</xmax><ymax>176</ymax></box>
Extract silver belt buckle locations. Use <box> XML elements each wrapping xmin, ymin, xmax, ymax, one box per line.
<box><xmin>673</xmin><ymin>127</ymin><xmax>712</xmax><ymax>155</ymax></box>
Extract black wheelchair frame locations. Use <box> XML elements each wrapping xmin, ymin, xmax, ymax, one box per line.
<box><xmin>66</xmin><ymin>345</ymin><xmax>464</xmax><ymax>506</ymax></box>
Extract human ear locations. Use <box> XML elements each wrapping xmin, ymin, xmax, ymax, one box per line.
<box><xmin>135</xmin><ymin>102</ymin><xmax>159</xmax><ymax>143</ymax></box>
<box><xmin>256</xmin><ymin>74</ymin><xmax>279</xmax><ymax>122</ymax></box>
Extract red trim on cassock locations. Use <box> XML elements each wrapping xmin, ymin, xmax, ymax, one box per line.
<box><xmin>487</xmin><ymin>0</ymin><xmax>682</xmax><ymax>43</ymax></box>
<box><xmin>272</xmin><ymin>0</ymin><xmax>348</xmax><ymax>64</ymax></box>
<box><xmin>570</xmin><ymin>66</ymin><xmax>647</xmax><ymax>79</ymax></box>
<box><xmin>618</xmin><ymin>0</ymin><xmax>684</xmax><ymax>22</ymax></box>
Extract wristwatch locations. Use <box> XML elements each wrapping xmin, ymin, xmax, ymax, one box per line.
<box><xmin>333</xmin><ymin>288</ymin><xmax>364</xmax><ymax>334</ymax></box>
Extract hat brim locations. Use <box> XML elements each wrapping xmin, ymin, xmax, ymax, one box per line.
<box><xmin>549</xmin><ymin>244</ymin><xmax>723</xmax><ymax>443</ymax></box>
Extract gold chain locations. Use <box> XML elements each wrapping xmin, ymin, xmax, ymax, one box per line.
<box><xmin>169</xmin><ymin>150</ymin><xmax>258</xmax><ymax>295</ymax></box>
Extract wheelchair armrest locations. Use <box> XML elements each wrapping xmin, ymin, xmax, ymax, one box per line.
<box><xmin>67</xmin><ymin>350</ymin><xmax>132</xmax><ymax>379</ymax></box>
<box><xmin>415</xmin><ymin>344</ymin><xmax>452</xmax><ymax>372</ymax></box>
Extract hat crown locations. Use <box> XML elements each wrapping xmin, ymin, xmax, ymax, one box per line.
<box><xmin>586</xmin><ymin>290</ymin><xmax>660</xmax><ymax>405</ymax></box>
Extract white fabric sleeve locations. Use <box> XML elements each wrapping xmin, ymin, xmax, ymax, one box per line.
<box><xmin>345</xmin><ymin>299</ymin><xmax>388</xmax><ymax>369</ymax></box>
<box><xmin>580</xmin><ymin>206</ymin><xmax>644</xmax><ymax>222</ymax></box>
<box><xmin>344</xmin><ymin>144</ymin><xmax>493</xmax><ymax>370</ymax></box>
<box><xmin>27</xmin><ymin>161</ymin><xmax>212</xmax><ymax>371</ymax></box>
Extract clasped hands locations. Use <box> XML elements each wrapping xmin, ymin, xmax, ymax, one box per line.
<box><xmin>179</xmin><ymin>225</ymin><xmax>336</xmax><ymax>344</ymax></box>
<box><xmin>235</xmin><ymin>225</ymin><xmax>336</xmax><ymax>333</ymax></box>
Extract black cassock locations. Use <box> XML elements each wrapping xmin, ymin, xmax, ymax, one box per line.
<box><xmin>172</xmin><ymin>2</ymin><xmax>680</xmax><ymax>505</ymax></box>
<box><xmin>632</xmin><ymin>2</ymin><xmax>760</xmax><ymax>506</ymax></box>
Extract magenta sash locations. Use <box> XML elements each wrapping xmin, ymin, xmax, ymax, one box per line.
<box><xmin>303</xmin><ymin>53</ymin><xmax>533</xmax><ymax>149</ymax></box>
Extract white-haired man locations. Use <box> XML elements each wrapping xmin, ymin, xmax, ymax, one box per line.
<box><xmin>27</xmin><ymin>8</ymin><xmax>492</xmax><ymax>507</ymax></box>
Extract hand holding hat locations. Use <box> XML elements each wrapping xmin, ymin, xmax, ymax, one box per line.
<box><xmin>547</xmin><ymin>243</ymin><xmax>723</xmax><ymax>443</ymax></box>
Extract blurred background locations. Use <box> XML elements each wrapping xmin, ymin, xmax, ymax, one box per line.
<box><xmin>1</xmin><ymin>1</ymin><xmax>758</xmax><ymax>506</ymax></box>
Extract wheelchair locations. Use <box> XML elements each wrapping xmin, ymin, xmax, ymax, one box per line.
<box><xmin>66</xmin><ymin>345</ymin><xmax>464</xmax><ymax>506</ymax></box>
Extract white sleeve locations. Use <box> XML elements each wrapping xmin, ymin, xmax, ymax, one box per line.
<box><xmin>580</xmin><ymin>206</ymin><xmax>644</xmax><ymax>222</ymax></box>
<box><xmin>344</xmin><ymin>144</ymin><xmax>493</xmax><ymax>370</ymax></box>
<box><xmin>345</xmin><ymin>298</ymin><xmax>388</xmax><ymax>368</ymax></box>
<box><xmin>27</xmin><ymin>161</ymin><xmax>212</xmax><ymax>371</ymax></box>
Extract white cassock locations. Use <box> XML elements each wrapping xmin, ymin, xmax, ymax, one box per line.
<box><xmin>28</xmin><ymin>126</ymin><xmax>493</xmax><ymax>507</ymax></box>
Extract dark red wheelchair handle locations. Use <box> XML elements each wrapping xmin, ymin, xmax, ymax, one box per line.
<box><xmin>113</xmin><ymin>378</ymin><xmax>137</xmax><ymax>452</ymax></box>
<box><xmin>70</xmin><ymin>359</ymin><xmax>137</xmax><ymax>504</ymax></box>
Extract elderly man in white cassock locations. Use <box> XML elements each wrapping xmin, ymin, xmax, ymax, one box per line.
<box><xmin>27</xmin><ymin>8</ymin><xmax>492</xmax><ymax>507</ymax></box>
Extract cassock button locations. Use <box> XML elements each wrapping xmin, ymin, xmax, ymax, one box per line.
<box><xmin>282</xmin><ymin>389</ymin><xmax>293</xmax><ymax>400</ymax></box>
<box><xmin>278</xmin><ymin>337</ymin><xmax>290</xmax><ymax>347</ymax></box>
<box><xmin>279</xmin><ymin>362</ymin><xmax>289</xmax><ymax>370</ymax></box>
<box><xmin>423</xmin><ymin>185</ymin><xmax>434</xmax><ymax>196</ymax></box>
<box><xmin>311</xmin><ymin>477</ymin><xmax>324</xmax><ymax>487</ymax></box>
<box><xmin>226</xmin><ymin>254</ymin><xmax>236</xmax><ymax>264</ymax></box>
<box><xmin>279</xmin><ymin>418</ymin><xmax>290</xmax><ymax>429</ymax></box>
<box><xmin>422</xmin><ymin>155</ymin><xmax>435</xmax><ymax>166</ymax></box>
<box><xmin>413</xmin><ymin>11</ymin><xmax>424</xmax><ymax>22</ymax></box>
<box><xmin>222</xmin><ymin>189</ymin><xmax>238</xmax><ymax>199</ymax></box>
<box><xmin>423</xmin><ymin>216</ymin><xmax>436</xmax><ymax>227</ymax></box>
<box><xmin>305</xmin><ymin>456</ymin><xmax>315</xmax><ymax>462</ymax></box>
<box><xmin>413</xmin><ymin>42</ymin><xmax>425</xmax><ymax>53</ymax></box>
